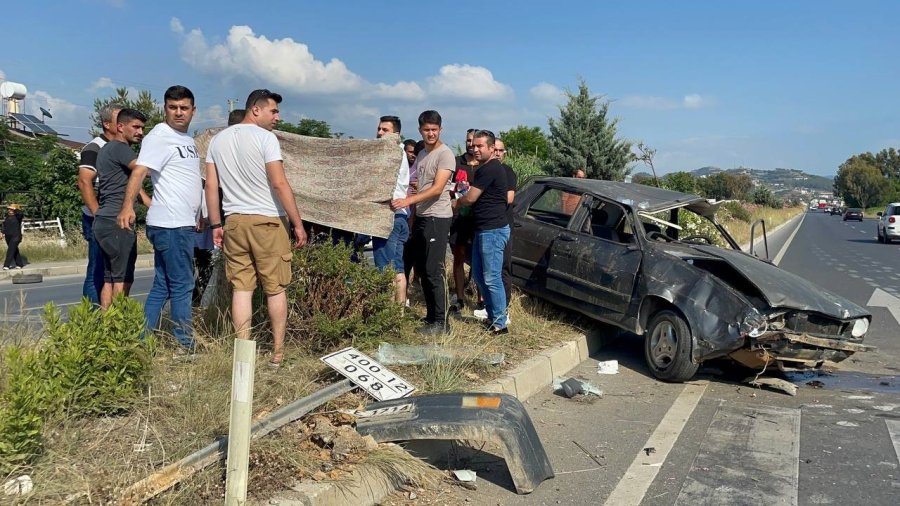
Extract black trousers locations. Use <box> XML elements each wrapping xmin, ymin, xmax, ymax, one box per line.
<box><xmin>412</xmin><ymin>216</ymin><xmax>451</xmax><ymax>324</ymax></box>
<box><xmin>4</xmin><ymin>235</ymin><xmax>23</xmax><ymax>268</ymax></box>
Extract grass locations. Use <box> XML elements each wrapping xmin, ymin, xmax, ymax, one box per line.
<box><xmin>723</xmin><ymin>204</ymin><xmax>805</xmax><ymax>248</ymax></box>
<box><xmin>1</xmin><ymin>261</ymin><xmax>586</xmax><ymax>504</ymax></box>
<box><xmin>0</xmin><ymin>227</ymin><xmax>153</xmax><ymax>265</ymax></box>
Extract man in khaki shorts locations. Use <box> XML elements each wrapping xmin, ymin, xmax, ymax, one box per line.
<box><xmin>205</xmin><ymin>89</ymin><xmax>307</xmax><ymax>367</ymax></box>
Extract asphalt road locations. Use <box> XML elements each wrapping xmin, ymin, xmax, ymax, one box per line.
<box><xmin>461</xmin><ymin>210</ymin><xmax>900</xmax><ymax>506</ymax></box>
<box><xmin>0</xmin><ymin>268</ymin><xmax>154</xmax><ymax>322</ymax></box>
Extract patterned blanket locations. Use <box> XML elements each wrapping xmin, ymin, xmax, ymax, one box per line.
<box><xmin>194</xmin><ymin>128</ymin><xmax>402</xmax><ymax>238</ymax></box>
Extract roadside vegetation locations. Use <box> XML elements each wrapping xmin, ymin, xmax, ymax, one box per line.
<box><xmin>0</xmin><ymin>242</ymin><xmax>585</xmax><ymax>503</ymax></box>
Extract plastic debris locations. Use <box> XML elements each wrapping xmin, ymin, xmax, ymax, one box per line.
<box><xmin>552</xmin><ymin>377</ymin><xmax>603</xmax><ymax>398</ymax></box>
<box><xmin>597</xmin><ymin>360</ymin><xmax>619</xmax><ymax>375</ymax></box>
<box><xmin>744</xmin><ymin>377</ymin><xmax>798</xmax><ymax>396</ymax></box>
<box><xmin>375</xmin><ymin>342</ymin><xmax>504</xmax><ymax>366</ymax></box>
<box><xmin>453</xmin><ymin>470</ymin><xmax>477</xmax><ymax>482</ymax></box>
<box><xmin>3</xmin><ymin>475</ymin><xmax>33</xmax><ymax>496</ymax></box>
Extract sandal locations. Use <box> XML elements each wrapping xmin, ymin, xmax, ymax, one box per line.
<box><xmin>268</xmin><ymin>352</ymin><xmax>284</xmax><ymax>368</ymax></box>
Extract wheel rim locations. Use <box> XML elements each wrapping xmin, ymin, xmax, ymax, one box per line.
<box><xmin>649</xmin><ymin>320</ymin><xmax>678</xmax><ymax>368</ymax></box>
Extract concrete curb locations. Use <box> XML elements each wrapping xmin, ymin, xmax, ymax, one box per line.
<box><xmin>0</xmin><ymin>255</ymin><xmax>154</xmax><ymax>281</ymax></box>
<box><xmin>268</xmin><ymin>331</ymin><xmax>606</xmax><ymax>506</ymax></box>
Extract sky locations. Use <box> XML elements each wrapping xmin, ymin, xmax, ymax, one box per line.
<box><xmin>1</xmin><ymin>0</ymin><xmax>898</xmax><ymax>176</ymax></box>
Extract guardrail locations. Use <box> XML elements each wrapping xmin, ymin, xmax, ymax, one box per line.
<box><xmin>21</xmin><ymin>218</ymin><xmax>65</xmax><ymax>239</ymax></box>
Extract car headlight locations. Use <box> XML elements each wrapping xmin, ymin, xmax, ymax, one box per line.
<box><xmin>851</xmin><ymin>318</ymin><xmax>869</xmax><ymax>337</ymax></box>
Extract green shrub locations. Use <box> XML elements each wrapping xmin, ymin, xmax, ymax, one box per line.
<box><xmin>721</xmin><ymin>201</ymin><xmax>752</xmax><ymax>223</ymax></box>
<box><xmin>285</xmin><ymin>243</ymin><xmax>405</xmax><ymax>352</ymax></box>
<box><xmin>0</xmin><ymin>297</ymin><xmax>153</xmax><ymax>473</ymax></box>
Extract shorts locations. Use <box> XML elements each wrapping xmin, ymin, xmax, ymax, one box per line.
<box><xmin>372</xmin><ymin>213</ymin><xmax>410</xmax><ymax>272</ymax></box>
<box><xmin>92</xmin><ymin>216</ymin><xmax>137</xmax><ymax>283</ymax></box>
<box><xmin>222</xmin><ymin>214</ymin><xmax>292</xmax><ymax>295</ymax></box>
<box><xmin>449</xmin><ymin>214</ymin><xmax>475</xmax><ymax>248</ymax></box>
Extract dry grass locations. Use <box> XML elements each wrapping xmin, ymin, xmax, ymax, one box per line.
<box><xmin>0</xmin><ymin>227</ymin><xmax>153</xmax><ymax>265</ymax></box>
<box><xmin>724</xmin><ymin>205</ymin><xmax>805</xmax><ymax>248</ymax></box>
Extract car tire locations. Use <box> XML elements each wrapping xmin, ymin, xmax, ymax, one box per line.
<box><xmin>644</xmin><ymin>309</ymin><xmax>699</xmax><ymax>382</ymax></box>
<box><xmin>11</xmin><ymin>273</ymin><xmax>43</xmax><ymax>284</ymax></box>
<box><xmin>878</xmin><ymin>227</ymin><xmax>885</xmax><ymax>243</ymax></box>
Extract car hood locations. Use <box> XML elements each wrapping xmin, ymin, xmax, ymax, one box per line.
<box><xmin>691</xmin><ymin>245</ymin><xmax>870</xmax><ymax>319</ymax></box>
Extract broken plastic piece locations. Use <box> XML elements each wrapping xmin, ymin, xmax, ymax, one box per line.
<box><xmin>560</xmin><ymin>378</ymin><xmax>583</xmax><ymax>398</ymax></box>
<box><xmin>375</xmin><ymin>342</ymin><xmax>505</xmax><ymax>366</ymax></box>
<box><xmin>744</xmin><ymin>377</ymin><xmax>798</xmax><ymax>396</ymax></box>
<box><xmin>356</xmin><ymin>393</ymin><xmax>554</xmax><ymax>494</ymax></box>
<box><xmin>597</xmin><ymin>360</ymin><xmax>619</xmax><ymax>375</ymax></box>
<box><xmin>3</xmin><ymin>475</ymin><xmax>33</xmax><ymax>496</ymax></box>
<box><xmin>552</xmin><ymin>377</ymin><xmax>603</xmax><ymax>398</ymax></box>
<box><xmin>453</xmin><ymin>469</ymin><xmax>477</xmax><ymax>482</ymax></box>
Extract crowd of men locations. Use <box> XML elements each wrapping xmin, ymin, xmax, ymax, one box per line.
<box><xmin>76</xmin><ymin>88</ymin><xmax>517</xmax><ymax>363</ymax></box>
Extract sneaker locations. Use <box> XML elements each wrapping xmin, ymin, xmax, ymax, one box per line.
<box><xmin>489</xmin><ymin>325</ymin><xmax>509</xmax><ymax>335</ymax></box>
<box><xmin>15</xmin><ymin>266</ymin><xmax>23</xmax><ymax>270</ymax></box>
<box><xmin>2</xmin><ymin>267</ymin><xmax>8</xmax><ymax>271</ymax></box>
<box><xmin>473</xmin><ymin>308</ymin><xmax>488</xmax><ymax>320</ymax></box>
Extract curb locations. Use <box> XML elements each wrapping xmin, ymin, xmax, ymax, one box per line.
<box><xmin>0</xmin><ymin>255</ymin><xmax>154</xmax><ymax>281</ymax></box>
<box><xmin>267</xmin><ymin>331</ymin><xmax>606</xmax><ymax>506</ymax></box>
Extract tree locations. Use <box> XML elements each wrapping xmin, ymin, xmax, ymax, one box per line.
<box><xmin>834</xmin><ymin>156</ymin><xmax>884</xmax><ymax>209</ymax></box>
<box><xmin>90</xmin><ymin>87</ymin><xmax>164</xmax><ymax>136</ymax></box>
<box><xmin>276</xmin><ymin>118</ymin><xmax>333</xmax><ymax>138</ymax></box>
<box><xmin>633</xmin><ymin>142</ymin><xmax>660</xmax><ymax>186</ymax></box>
<box><xmin>499</xmin><ymin>125</ymin><xmax>549</xmax><ymax>159</ymax></box>
<box><xmin>663</xmin><ymin>172</ymin><xmax>698</xmax><ymax>194</ymax></box>
<box><xmin>874</xmin><ymin>148</ymin><xmax>900</xmax><ymax>179</ymax></box>
<box><xmin>546</xmin><ymin>80</ymin><xmax>633</xmax><ymax>180</ymax></box>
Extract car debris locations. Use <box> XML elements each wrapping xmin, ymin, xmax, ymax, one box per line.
<box><xmin>508</xmin><ymin>177</ymin><xmax>875</xmax><ymax>382</ymax></box>
<box><xmin>552</xmin><ymin>377</ymin><xmax>603</xmax><ymax>398</ymax></box>
<box><xmin>375</xmin><ymin>342</ymin><xmax>505</xmax><ymax>366</ymax></box>
<box><xmin>355</xmin><ymin>393</ymin><xmax>554</xmax><ymax>494</ymax></box>
<box><xmin>597</xmin><ymin>360</ymin><xmax>619</xmax><ymax>375</ymax></box>
<box><xmin>744</xmin><ymin>376</ymin><xmax>798</xmax><ymax>396</ymax></box>
<box><xmin>2</xmin><ymin>475</ymin><xmax>33</xmax><ymax>496</ymax></box>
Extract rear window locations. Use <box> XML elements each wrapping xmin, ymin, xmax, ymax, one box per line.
<box><xmin>891</xmin><ymin>207</ymin><xmax>900</xmax><ymax>216</ymax></box>
<box><xmin>848</xmin><ymin>208</ymin><xmax>862</xmax><ymax>212</ymax></box>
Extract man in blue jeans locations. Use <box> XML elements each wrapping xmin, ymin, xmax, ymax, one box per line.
<box><xmin>118</xmin><ymin>85</ymin><xmax>202</xmax><ymax>350</ymax></box>
<box><xmin>457</xmin><ymin>130</ymin><xmax>510</xmax><ymax>334</ymax></box>
<box><xmin>371</xmin><ymin>115</ymin><xmax>410</xmax><ymax>303</ymax></box>
<box><xmin>77</xmin><ymin>104</ymin><xmax>121</xmax><ymax>303</ymax></box>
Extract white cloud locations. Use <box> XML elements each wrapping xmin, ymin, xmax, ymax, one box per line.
<box><xmin>426</xmin><ymin>64</ymin><xmax>513</xmax><ymax>101</ymax></box>
<box><xmin>89</xmin><ymin>77</ymin><xmax>116</xmax><ymax>92</ymax></box>
<box><xmin>0</xmin><ymin>68</ymin><xmax>5</xmax><ymax>81</ymax></box>
<box><xmin>170</xmin><ymin>17</ymin><xmax>184</xmax><ymax>35</ymax></box>
<box><xmin>372</xmin><ymin>81</ymin><xmax>426</xmax><ymax>101</ymax></box>
<box><xmin>192</xmin><ymin>104</ymin><xmax>227</xmax><ymax>129</ymax></box>
<box><xmin>530</xmin><ymin>82</ymin><xmax>564</xmax><ymax>103</ymax></box>
<box><xmin>617</xmin><ymin>94</ymin><xmax>716</xmax><ymax>110</ymax></box>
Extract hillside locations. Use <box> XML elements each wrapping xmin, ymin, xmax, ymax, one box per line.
<box><xmin>687</xmin><ymin>166</ymin><xmax>834</xmax><ymax>197</ymax></box>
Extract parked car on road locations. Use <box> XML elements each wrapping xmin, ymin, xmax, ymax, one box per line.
<box><xmin>509</xmin><ymin>177</ymin><xmax>874</xmax><ymax>382</ymax></box>
<box><xmin>843</xmin><ymin>208</ymin><xmax>864</xmax><ymax>222</ymax></box>
<box><xmin>876</xmin><ymin>203</ymin><xmax>900</xmax><ymax>243</ymax></box>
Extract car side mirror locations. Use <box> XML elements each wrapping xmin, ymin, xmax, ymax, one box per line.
<box><xmin>877</xmin><ymin>212</ymin><xmax>883</xmax><ymax>217</ymax></box>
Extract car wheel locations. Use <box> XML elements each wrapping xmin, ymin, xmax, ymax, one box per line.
<box><xmin>644</xmin><ymin>309</ymin><xmax>699</xmax><ymax>382</ymax></box>
<box><xmin>878</xmin><ymin>227</ymin><xmax>885</xmax><ymax>243</ymax></box>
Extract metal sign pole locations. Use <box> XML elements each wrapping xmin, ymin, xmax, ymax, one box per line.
<box><xmin>225</xmin><ymin>338</ymin><xmax>256</xmax><ymax>505</ymax></box>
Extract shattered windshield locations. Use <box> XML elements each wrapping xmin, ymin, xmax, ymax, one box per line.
<box><xmin>639</xmin><ymin>206</ymin><xmax>732</xmax><ymax>248</ymax></box>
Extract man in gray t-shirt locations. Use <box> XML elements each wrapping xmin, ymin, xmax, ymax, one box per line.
<box><xmin>92</xmin><ymin>108</ymin><xmax>149</xmax><ymax>309</ymax></box>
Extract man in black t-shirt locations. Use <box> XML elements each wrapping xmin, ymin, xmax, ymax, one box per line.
<box><xmin>449</xmin><ymin>128</ymin><xmax>477</xmax><ymax>310</ymax></box>
<box><xmin>457</xmin><ymin>130</ymin><xmax>510</xmax><ymax>334</ymax></box>
<box><xmin>93</xmin><ymin>108</ymin><xmax>149</xmax><ymax>309</ymax></box>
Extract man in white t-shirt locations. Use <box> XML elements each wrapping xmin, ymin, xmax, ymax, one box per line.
<box><xmin>205</xmin><ymin>89</ymin><xmax>307</xmax><ymax>367</ymax></box>
<box><xmin>372</xmin><ymin>115</ymin><xmax>410</xmax><ymax>304</ymax></box>
<box><xmin>117</xmin><ymin>85</ymin><xmax>202</xmax><ymax>350</ymax></box>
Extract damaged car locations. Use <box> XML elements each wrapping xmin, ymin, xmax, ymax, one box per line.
<box><xmin>509</xmin><ymin>177</ymin><xmax>874</xmax><ymax>382</ymax></box>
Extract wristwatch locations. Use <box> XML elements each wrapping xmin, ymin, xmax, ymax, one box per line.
<box><xmin>209</xmin><ymin>222</ymin><xmax>223</xmax><ymax>229</ymax></box>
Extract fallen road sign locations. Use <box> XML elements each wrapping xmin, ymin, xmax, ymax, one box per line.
<box><xmin>321</xmin><ymin>347</ymin><xmax>417</xmax><ymax>401</ymax></box>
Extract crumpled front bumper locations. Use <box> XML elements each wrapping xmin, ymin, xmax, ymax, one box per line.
<box><xmin>729</xmin><ymin>331</ymin><xmax>877</xmax><ymax>369</ymax></box>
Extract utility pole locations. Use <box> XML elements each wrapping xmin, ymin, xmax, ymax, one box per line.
<box><xmin>227</xmin><ymin>98</ymin><xmax>238</xmax><ymax>112</ymax></box>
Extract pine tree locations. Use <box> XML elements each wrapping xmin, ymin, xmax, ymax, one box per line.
<box><xmin>546</xmin><ymin>80</ymin><xmax>633</xmax><ymax>181</ymax></box>
<box><xmin>90</xmin><ymin>87</ymin><xmax>165</xmax><ymax>137</ymax></box>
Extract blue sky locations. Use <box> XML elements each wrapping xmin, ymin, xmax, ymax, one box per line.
<box><xmin>1</xmin><ymin>0</ymin><xmax>898</xmax><ymax>176</ymax></box>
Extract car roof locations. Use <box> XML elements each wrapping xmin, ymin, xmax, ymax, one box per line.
<box><xmin>533</xmin><ymin>176</ymin><xmax>713</xmax><ymax>215</ymax></box>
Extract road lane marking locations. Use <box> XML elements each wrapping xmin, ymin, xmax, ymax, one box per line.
<box><xmin>0</xmin><ymin>273</ymin><xmax>154</xmax><ymax>294</ymax></box>
<box><xmin>674</xmin><ymin>404</ymin><xmax>800</xmax><ymax>506</ymax></box>
<box><xmin>773</xmin><ymin>213</ymin><xmax>806</xmax><ymax>266</ymax></box>
<box><xmin>20</xmin><ymin>292</ymin><xmax>150</xmax><ymax>312</ymax></box>
<box><xmin>887</xmin><ymin>420</ymin><xmax>900</xmax><ymax>468</ymax></box>
<box><xmin>603</xmin><ymin>381</ymin><xmax>707</xmax><ymax>506</ymax></box>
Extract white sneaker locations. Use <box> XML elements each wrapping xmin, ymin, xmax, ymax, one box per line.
<box><xmin>473</xmin><ymin>308</ymin><xmax>488</xmax><ymax>320</ymax></box>
<box><xmin>2</xmin><ymin>267</ymin><xmax>8</xmax><ymax>270</ymax></box>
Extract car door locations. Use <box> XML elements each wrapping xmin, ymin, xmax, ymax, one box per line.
<box><xmin>545</xmin><ymin>196</ymin><xmax>643</xmax><ymax>322</ymax></box>
<box><xmin>510</xmin><ymin>184</ymin><xmax>584</xmax><ymax>295</ymax></box>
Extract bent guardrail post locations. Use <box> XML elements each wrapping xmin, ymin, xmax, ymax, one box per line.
<box><xmin>118</xmin><ymin>379</ymin><xmax>354</xmax><ymax>505</ymax></box>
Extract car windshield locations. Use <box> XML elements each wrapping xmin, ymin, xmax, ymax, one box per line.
<box><xmin>639</xmin><ymin>206</ymin><xmax>733</xmax><ymax>248</ymax></box>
